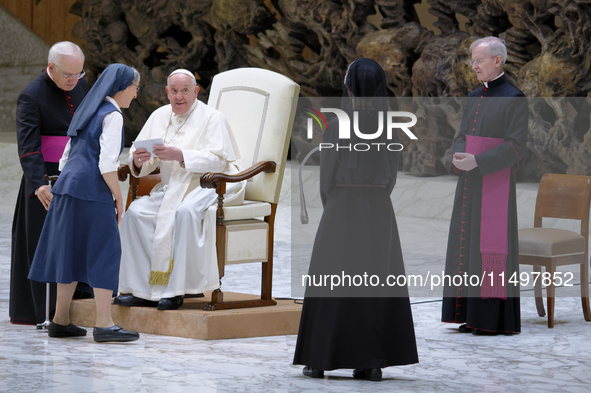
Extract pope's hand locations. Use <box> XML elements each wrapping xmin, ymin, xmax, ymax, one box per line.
<box><xmin>153</xmin><ymin>145</ymin><xmax>183</xmax><ymax>162</ymax></box>
<box><xmin>133</xmin><ymin>148</ymin><xmax>150</xmax><ymax>168</ymax></box>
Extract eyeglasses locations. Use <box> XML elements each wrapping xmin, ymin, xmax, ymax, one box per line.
<box><xmin>468</xmin><ymin>58</ymin><xmax>488</xmax><ymax>67</ymax></box>
<box><xmin>469</xmin><ymin>56</ymin><xmax>501</xmax><ymax>67</ymax></box>
<box><xmin>132</xmin><ymin>84</ymin><xmax>140</xmax><ymax>92</ymax></box>
<box><xmin>55</xmin><ymin>64</ymin><xmax>85</xmax><ymax>79</ymax></box>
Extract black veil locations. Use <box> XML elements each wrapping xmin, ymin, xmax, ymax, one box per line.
<box><xmin>339</xmin><ymin>58</ymin><xmax>396</xmax><ymax>184</ymax></box>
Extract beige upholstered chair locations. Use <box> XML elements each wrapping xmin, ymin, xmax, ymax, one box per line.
<box><xmin>518</xmin><ymin>173</ymin><xmax>591</xmax><ymax>328</ymax></box>
<box><xmin>119</xmin><ymin>68</ymin><xmax>300</xmax><ymax>311</ymax></box>
<box><xmin>200</xmin><ymin>68</ymin><xmax>299</xmax><ymax>310</ymax></box>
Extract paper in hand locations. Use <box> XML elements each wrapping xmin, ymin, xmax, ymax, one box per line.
<box><xmin>132</xmin><ymin>138</ymin><xmax>165</xmax><ymax>158</ymax></box>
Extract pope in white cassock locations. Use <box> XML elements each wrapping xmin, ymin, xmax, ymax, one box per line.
<box><xmin>115</xmin><ymin>69</ymin><xmax>245</xmax><ymax>310</ymax></box>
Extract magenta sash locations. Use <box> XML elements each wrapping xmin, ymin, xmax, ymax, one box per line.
<box><xmin>41</xmin><ymin>136</ymin><xmax>69</xmax><ymax>163</ymax></box>
<box><xmin>466</xmin><ymin>135</ymin><xmax>509</xmax><ymax>299</ymax></box>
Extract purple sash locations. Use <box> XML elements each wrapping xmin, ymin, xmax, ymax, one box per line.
<box><xmin>41</xmin><ymin>136</ymin><xmax>69</xmax><ymax>163</ymax></box>
<box><xmin>466</xmin><ymin>135</ymin><xmax>509</xmax><ymax>299</ymax></box>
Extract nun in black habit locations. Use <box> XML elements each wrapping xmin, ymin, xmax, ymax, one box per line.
<box><xmin>293</xmin><ymin>58</ymin><xmax>418</xmax><ymax>381</ymax></box>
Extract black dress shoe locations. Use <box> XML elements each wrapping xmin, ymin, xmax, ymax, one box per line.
<box><xmin>48</xmin><ymin>322</ymin><xmax>87</xmax><ymax>338</ymax></box>
<box><xmin>114</xmin><ymin>294</ymin><xmax>158</xmax><ymax>307</ymax></box>
<box><xmin>353</xmin><ymin>368</ymin><xmax>382</xmax><ymax>381</ymax></box>
<box><xmin>184</xmin><ymin>293</ymin><xmax>205</xmax><ymax>298</ymax></box>
<box><xmin>302</xmin><ymin>366</ymin><xmax>324</xmax><ymax>378</ymax></box>
<box><xmin>458</xmin><ymin>324</ymin><xmax>474</xmax><ymax>333</ymax></box>
<box><xmin>471</xmin><ymin>329</ymin><xmax>498</xmax><ymax>336</ymax></box>
<box><xmin>93</xmin><ymin>325</ymin><xmax>140</xmax><ymax>342</ymax></box>
<box><xmin>157</xmin><ymin>295</ymin><xmax>184</xmax><ymax>310</ymax></box>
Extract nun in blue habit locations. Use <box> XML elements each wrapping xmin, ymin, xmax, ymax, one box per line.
<box><xmin>28</xmin><ymin>63</ymin><xmax>140</xmax><ymax>343</ymax></box>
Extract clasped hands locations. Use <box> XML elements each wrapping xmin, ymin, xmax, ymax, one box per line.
<box><xmin>133</xmin><ymin>145</ymin><xmax>184</xmax><ymax>169</ymax></box>
<box><xmin>452</xmin><ymin>153</ymin><xmax>478</xmax><ymax>171</ymax></box>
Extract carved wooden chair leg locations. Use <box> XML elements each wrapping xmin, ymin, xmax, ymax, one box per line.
<box><xmin>581</xmin><ymin>263</ymin><xmax>591</xmax><ymax>321</ymax></box>
<box><xmin>534</xmin><ymin>265</ymin><xmax>545</xmax><ymax>317</ymax></box>
<box><xmin>546</xmin><ymin>265</ymin><xmax>556</xmax><ymax>328</ymax></box>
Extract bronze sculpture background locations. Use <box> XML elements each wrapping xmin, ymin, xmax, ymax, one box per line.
<box><xmin>70</xmin><ymin>0</ymin><xmax>591</xmax><ymax>181</ymax></box>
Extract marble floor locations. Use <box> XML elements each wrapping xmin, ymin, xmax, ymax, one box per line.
<box><xmin>1</xmin><ymin>139</ymin><xmax>591</xmax><ymax>392</ymax></box>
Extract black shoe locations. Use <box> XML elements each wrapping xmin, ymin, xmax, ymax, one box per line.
<box><xmin>157</xmin><ymin>295</ymin><xmax>184</xmax><ymax>310</ymax></box>
<box><xmin>114</xmin><ymin>294</ymin><xmax>158</xmax><ymax>307</ymax></box>
<box><xmin>93</xmin><ymin>325</ymin><xmax>140</xmax><ymax>342</ymax></box>
<box><xmin>353</xmin><ymin>368</ymin><xmax>382</xmax><ymax>381</ymax></box>
<box><xmin>471</xmin><ymin>329</ymin><xmax>498</xmax><ymax>336</ymax></box>
<box><xmin>48</xmin><ymin>322</ymin><xmax>87</xmax><ymax>338</ymax></box>
<box><xmin>458</xmin><ymin>324</ymin><xmax>474</xmax><ymax>333</ymax></box>
<box><xmin>184</xmin><ymin>293</ymin><xmax>205</xmax><ymax>298</ymax></box>
<box><xmin>302</xmin><ymin>366</ymin><xmax>324</xmax><ymax>378</ymax></box>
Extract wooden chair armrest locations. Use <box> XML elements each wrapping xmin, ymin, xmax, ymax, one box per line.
<box><xmin>117</xmin><ymin>164</ymin><xmax>132</xmax><ymax>182</ymax></box>
<box><xmin>118</xmin><ymin>164</ymin><xmax>161</xmax><ymax>182</ymax></box>
<box><xmin>200</xmin><ymin>161</ymin><xmax>276</xmax><ymax>225</ymax></box>
<box><xmin>200</xmin><ymin>161</ymin><xmax>276</xmax><ymax>189</ymax></box>
<box><xmin>118</xmin><ymin>164</ymin><xmax>162</xmax><ymax>209</ymax></box>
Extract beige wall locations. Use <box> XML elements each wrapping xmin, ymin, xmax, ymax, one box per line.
<box><xmin>0</xmin><ymin>6</ymin><xmax>50</xmax><ymax>134</ymax></box>
<box><xmin>0</xmin><ymin>0</ymin><xmax>80</xmax><ymax>45</ymax></box>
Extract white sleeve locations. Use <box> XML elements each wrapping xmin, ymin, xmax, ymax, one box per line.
<box><xmin>58</xmin><ymin>140</ymin><xmax>71</xmax><ymax>171</ymax></box>
<box><xmin>98</xmin><ymin>111</ymin><xmax>123</xmax><ymax>174</ymax></box>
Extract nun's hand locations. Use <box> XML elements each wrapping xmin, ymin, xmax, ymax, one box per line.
<box><xmin>37</xmin><ymin>185</ymin><xmax>52</xmax><ymax>210</ymax></box>
<box><xmin>115</xmin><ymin>198</ymin><xmax>123</xmax><ymax>224</ymax></box>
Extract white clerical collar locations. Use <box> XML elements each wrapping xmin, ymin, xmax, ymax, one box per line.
<box><xmin>483</xmin><ymin>72</ymin><xmax>504</xmax><ymax>88</ymax></box>
<box><xmin>46</xmin><ymin>67</ymin><xmax>56</xmax><ymax>83</ymax></box>
<box><xmin>172</xmin><ymin>99</ymin><xmax>199</xmax><ymax>122</ymax></box>
<box><xmin>105</xmin><ymin>96</ymin><xmax>121</xmax><ymax>112</ymax></box>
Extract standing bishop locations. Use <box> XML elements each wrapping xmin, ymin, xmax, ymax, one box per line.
<box><xmin>11</xmin><ymin>41</ymin><xmax>88</xmax><ymax>325</ymax></box>
<box><xmin>442</xmin><ymin>37</ymin><xmax>528</xmax><ymax>335</ymax></box>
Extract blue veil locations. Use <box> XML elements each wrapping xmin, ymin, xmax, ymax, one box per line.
<box><xmin>67</xmin><ymin>63</ymin><xmax>134</xmax><ymax>137</ymax></box>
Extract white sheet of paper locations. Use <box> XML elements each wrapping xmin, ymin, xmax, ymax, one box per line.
<box><xmin>132</xmin><ymin>138</ymin><xmax>165</xmax><ymax>157</ymax></box>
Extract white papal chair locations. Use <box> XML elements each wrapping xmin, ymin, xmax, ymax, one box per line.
<box><xmin>119</xmin><ymin>68</ymin><xmax>300</xmax><ymax>310</ymax></box>
<box><xmin>200</xmin><ymin>68</ymin><xmax>299</xmax><ymax>310</ymax></box>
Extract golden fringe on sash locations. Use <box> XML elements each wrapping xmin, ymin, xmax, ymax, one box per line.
<box><xmin>149</xmin><ymin>259</ymin><xmax>174</xmax><ymax>285</ymax></box>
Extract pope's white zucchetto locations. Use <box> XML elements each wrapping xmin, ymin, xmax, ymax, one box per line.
<box><xmin>168</xmin><ymin>69</ymin><xmax>196</xmax><ymax>81</ymax></box>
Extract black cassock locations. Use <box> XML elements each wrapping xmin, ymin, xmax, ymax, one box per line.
<box><xmin>10</xmin><ymin>70</ymin><xmax>87</xmax><ymax>324</ymax></box>
<box><xmin>293</xmin><ymin>111</ymin><xmax>419</xmax><ymax>370</ymax></box>
<box><xmin>441</xmin><ymin>75</ymin><xmax>528</xmax><ymax>333</ymax></box>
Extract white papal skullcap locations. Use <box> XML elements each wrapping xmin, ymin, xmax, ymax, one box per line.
<box><xmin>168</xmin><ymin>69</ymin><xmax>196</xmax><ymax>80</ymax></box>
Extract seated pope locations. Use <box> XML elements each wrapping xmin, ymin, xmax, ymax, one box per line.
<box><xmin>115</xmin><ymin>69</ymin><xmax>245</xmax><ymax>310</ymax></box>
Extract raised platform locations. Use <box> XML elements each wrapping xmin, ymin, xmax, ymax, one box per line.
<box><xmin>69</xmin><ymin>292</ymin><xmax>302</xmax><ymax>340</ymax></box>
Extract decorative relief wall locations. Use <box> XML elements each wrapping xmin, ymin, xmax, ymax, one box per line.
<box><xmin>70</xmin><ymin>0</ymin><xmax>591</xmax><ymax>180</ymax></box>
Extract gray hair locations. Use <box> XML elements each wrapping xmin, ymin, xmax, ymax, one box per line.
<box><xmin>469</xmin><ymin>37</ymin><xmax>507</xmax><ymax>64</ymax></box>
<box><xmin>48</xmin><ymin>41</ymin><xmax>85</xmax><ymax>65</ymax></box>
<box><xmin>131</xmin><ymin>68</ymin><xmax>141</xmax><ymax>84</ymax></box>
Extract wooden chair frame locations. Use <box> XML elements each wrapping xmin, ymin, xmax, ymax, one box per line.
<box><xmin>519</xmin><ymin>173</ymin><xmax>591</xmax><ymax>328</ymax></box>
<box><xmin>199</xmin><ymin>161</ymin><xmax>278</xmax><ymax>310</ymax></box>
<box><xmin>118</xmin><ymin>161</ymin><xmax>281</xmax><ymax>311</ymax></box>
<box><xmin>119</xmin><ymin>68</ymin><xmax>298</xmax><ymax>312</ymax></box>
